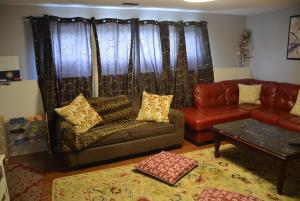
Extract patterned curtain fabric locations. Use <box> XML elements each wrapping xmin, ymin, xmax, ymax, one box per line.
<box><xmin>137</xmin><ymin>20</ymin><xmax>164</xmax><ymax>94</ymax></box>
<box><xmin>184</xmin><ymin>21</ymin><xmax>214</xmax><ymax>107</ymax></box>
<box><xmin>173</xmin><ymin>21</ymin><xmax>189</xmax><ymax>107</ymax></box>
<box><xmin>184</xmin><ymin>21</ymin><xmax>214</xmax><ymax>83</ymax></box>
<box><xmin>93</xmin><ymin>18</ymin><xmax>135</xmax><ymax>96</ymax></box>
<box><xmin>49</xmin><ymin>16</ymin><xmax>93</xmax><ymax>103</ymax></box>
<box><xmin>30</xmin><ymin>16</ymin><xmax>94</xmax><ymax>153</ymax></box>
<box><xmin>30</xmin><ymin>16</ymin><xmax>213</xmax><ymax>152</ymax></box>
<box><xmin>30</xmin><ymin>16</ymin><xmax>59</xmax><ymax>153</ymax></box>
<box><xmin>93</xmin><ymin>19</ymin><xmax>213</xmax><ymax>108</ymax></box>
<box><xmin>159</xmin><ymin>21</ymin><xmax>172</xmax><ymax>94</ymax></box>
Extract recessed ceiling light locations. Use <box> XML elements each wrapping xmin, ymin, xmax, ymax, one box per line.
<box><xmin>184</xmin><ymin>0</ymin><xmax>215</xmax><ymax>2</ymax></box>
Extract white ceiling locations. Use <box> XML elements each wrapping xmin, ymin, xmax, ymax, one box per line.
<box><xmin>0</xmin><ymin>0</ymin><xmax>299</xmax><ymax>16</ymax></box>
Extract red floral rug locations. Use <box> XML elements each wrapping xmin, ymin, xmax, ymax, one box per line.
<box><xmin>5</xmin><ymin>160</ymin><xmax>45</xmax><ymax>201</ymax></box>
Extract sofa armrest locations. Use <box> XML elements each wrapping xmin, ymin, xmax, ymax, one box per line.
<box><xmin>168</xmin><ymin>108</ymin><xmax>185</xmax><ymax>140</ymax></box>
<box><xmin>57</xmin><ymin>120</ymin><xmax>77</xmax><ymax>152</ymax></box>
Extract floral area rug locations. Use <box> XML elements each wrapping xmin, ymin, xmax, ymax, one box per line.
<box><xmin>5</xmin><ymin>160</ymin><xmax>45</xmax><ymax>201</ymax></box>
<box><xmin>53</xmin><ymin>145</ymin><xmax>300</xmax><ymax>201</ymax></box>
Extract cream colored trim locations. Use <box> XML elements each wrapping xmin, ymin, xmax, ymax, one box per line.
<box><xmin>213</xmin><ymin>67</ymin><xmax>252</xmax><ymax>82</ymax></box>
<box><xmin>91</xmin><ymin>25</ymin><xmax>99</xmax><ymax>97</ymax></box>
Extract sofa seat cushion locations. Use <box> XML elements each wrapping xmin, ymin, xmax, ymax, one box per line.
<box><xmin>128</xmin><ymin>122</ymin><xmax>175</xmax><ymax>140</ymax></box>
<box><xmin>58</xmin><ymin>121</ymin><xmax>150</xmax><ymax>152</ymax></box>
<box><xmin>251</xmin><ymin>108</ymin><xmax>290</xmax><ymax>125</ymax></box>
<box><xmin>182</xmin><ymin>106</ymin><xmax>250</xmax><ymax>131</ymax></box>
<box><xmin>278</xmin><ymin>116</ymin><xmax>300</xmax><ymax>133</ymax></box>
<box><xmin>90</xmin><ymin>129</ymin><xmax>131</xmax><ymax>147</ymax></box>
<box><xmin>239</xmin><ymin>104</ymin><xmax>261</xmax><ymax>111</ymax></box>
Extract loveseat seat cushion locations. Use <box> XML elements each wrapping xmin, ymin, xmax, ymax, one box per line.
<box><xmin>251</xmin><ymin>108</ymin><xmax>290</xmax><ymax>125</ymax></box>
<box><xmin>249</xmin><ymin>79</ymin><xmax>278</xmax><ymax>108</ymax></box>
<box><xmin>239</xmin><ymin>104</ymin><xmax>261</xmax><ymax>111</ymax></box>
<box><xmin>274</xmin><ymin>83</ymin><xmax>300</xmax><ymax>111</ymax></box>
<box><xmin>128</xmin><ymin>123</ymin><xmax>175</xmax><ymax>140</ymax></box>
<box><xmin>278</xmin><ymin>116</ymin><xmax>300</xmax><ymax>133</ymax></box>
<box><xmin>193</xmin><ymin>82</ymin><xmax>227</xmax><ymax>109</ymax></box>
<box><xmin>182</xmin><ymin>106</ymin><xmax>250</xmax><ymax>131</ymax></box>
<box><xmin>58</xmin><ymin>120</ymin><xmax>149</xmax><ymax>152</ymax></box>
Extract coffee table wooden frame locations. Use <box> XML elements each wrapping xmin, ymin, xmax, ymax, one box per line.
<box><xmin>211</xmin><ymin>126</ymin><xmax>300</xmax><ymax>194</ymax></box>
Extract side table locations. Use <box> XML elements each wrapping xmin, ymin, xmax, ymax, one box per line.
<box><xmin>0</xmin><ymin>155</ymin><xmax>9</xmax><ymax>201</ymax></box>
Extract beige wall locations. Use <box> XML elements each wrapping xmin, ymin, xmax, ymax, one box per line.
<box><xmin>0</xmin><ymin>80</ymin><xmax>44</xmax><ymax>121</ymax></box>
<box><xmin>246</xmin><ymin>9</ymin><xmax>300</xmax><ymax>84</ymax></box>
<box><xmin>0</xmin><ymin>5</ymin><xmax>246</xmax><ymax>80</ymax></box>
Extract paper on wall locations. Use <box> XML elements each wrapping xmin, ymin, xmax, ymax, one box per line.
<box><xmin>0</xmin><ymin>56</ymin><xmax>20</xmax><ymax>71</ymax></box>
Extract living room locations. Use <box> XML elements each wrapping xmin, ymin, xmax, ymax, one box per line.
<box><xmin>0</xmin><ymin>0</ymin><xmax>299</xmax><ymax>201</ymax></box>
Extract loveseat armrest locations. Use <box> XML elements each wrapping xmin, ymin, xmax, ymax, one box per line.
<box><xmin>168</xmin><ymin>108</ymin><xmax>185</xmax><ymax>140</ymax></box>
<box><xmin>57</xmin><ymin>120</ymin><xmax>77</xmax><ymax>152</ymax></box>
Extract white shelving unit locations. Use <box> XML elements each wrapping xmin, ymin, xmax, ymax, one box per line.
<box><xmin>0</xmin><ymin>155</ymin><xmax>9</xmax><ymax>201</ymax></box>
<box><xmin>6</xmin><ymin>116</ymin><xmax>48</xmax><ymax>157</ymax></box>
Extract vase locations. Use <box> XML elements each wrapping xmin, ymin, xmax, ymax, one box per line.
<box><xmin>236</xmin><ymin>53</ymin><xmax>246</xmax><ymax>67</ymax></box>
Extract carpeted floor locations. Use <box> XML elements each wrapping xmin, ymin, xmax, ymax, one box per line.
<box><xmin>5</xmin><ymin>160</ymin><xmax>45</xmax><ymax>201</ymax></box>
<box><xmin>52</xmin><ymin>145</ymin><xmax>300</xmax><ymax>201</ymax></box>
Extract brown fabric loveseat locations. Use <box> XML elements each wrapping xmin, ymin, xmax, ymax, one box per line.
<box><xmin>182</xmin><ymin>79</ymin><xmax>300</xmax><ymax>145</ymax></box>
<box><xmin>57</xmin><ymin>94</ymin><xmax>185</xmax><ymax>168</ymax></box>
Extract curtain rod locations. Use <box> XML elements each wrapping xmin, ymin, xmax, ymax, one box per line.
<box><xmin>25</xmin><ymin>15</ymin><xmax>208</xmax><ymax>25</ymax></box>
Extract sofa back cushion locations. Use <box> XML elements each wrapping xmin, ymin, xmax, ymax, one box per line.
<box><xmin>274</xmin><ymin>83</ymin><xmax>300</xmax><ymax>111</ymax></box>
<box><xmin>88</xmin><ymin>95</ymin><xmax>136</xmax><ymax>123</ymax></box>
<box><xmin>126</xmin><ymin>93</ymin><xmax>142</xmax><ymax>115</ymax></box>
<box><xmin>221</xmin><ymin>79</ymin><xmax>249</xmax><ymax>105</ymax></box>
<box><xmin>249</xmin><ymin>79</ymin><xmax>278</xmax><ymax>108</ymax></box>
<box><xmin>194</xmin><ymin>82</ymin><xmax>226</xmax><ymax>109</ymax></box>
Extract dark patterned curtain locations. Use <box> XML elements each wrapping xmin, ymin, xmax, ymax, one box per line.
<box><xmin>92</xmin><ymin>19</ymin><xmax>214</xmax><ymax>107</ymax></box>
<box><xmin>30</xmin><ymin>16</ymin><xmax>213</xmax><ymax>152</ymax></box>
<box><xmin>173</xmin><ymin>21</ymin><xmax>189</xmax><ymax>107</ymax></box>
<box><xmin>137</xmin><ymin>20</ymin><xmax>164</xmax><ymax>94</ymax></box>
<box><xmin>92</xmin><ymin>18</ymin><xmax>135</xmax><ymax>96</ymax></box>
<box><xmin>30</xmin><ymin>16</ymin><xmax>93</xmax><ymax>153</ymax></box>
<box><xmin>184</xmin><ymin>21</ymin><xmax>214</xmax><ymax>107</ymax></box>
<box><xmin>49</xmin><ymin>16</ymin><xmax>93</xmax><ymax>103</ymax></box>
<box><xmin>159</xmin><ymin>21</ymin><xmax>172</xmax><ymax>94</ymax></box>
<box><xmin>30</xmin><ymin>16</ymin><xmax>59</xmax><ymax>153</ymax></box>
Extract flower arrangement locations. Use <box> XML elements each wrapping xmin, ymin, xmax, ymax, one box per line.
<box><xmin>237</xmin><ymin>30</ymin><xmax>251</xmax><ymax>67</ymax></box>
<box><xmin>238</xmin><ymin>30</ymin><xmax>251</xmax><ymax>57</ymax></box>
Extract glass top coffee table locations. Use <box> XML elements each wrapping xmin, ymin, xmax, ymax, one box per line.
<box><xmin>211</xmin><ymin>118</ymin><xmax>300</xmax><ymax>194</ymax></box>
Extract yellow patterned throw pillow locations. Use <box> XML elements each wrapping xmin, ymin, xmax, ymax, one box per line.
<box><xmin>238</xmin><ymin>84</ymin><xmax>262</xmax><ymax>105</ymax></box>
<box><xmin>136</xmin><ymin>91</ymin><xmax>173</xmax><ymax>123</ymax></box>
<box><xmin>290</xmin><ymin>89</ymin><xmax>300</xmax><ymax>116</ymax></box>
<box><xmin>55</xmin><ymin>94</ymin><xmax>102</xmax><ymax>135</ymax></box>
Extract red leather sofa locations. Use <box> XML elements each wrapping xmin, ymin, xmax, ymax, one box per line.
<box><xmin>182</xmin><ymin>79</ymin><xmax>300</xmax><ymax>145</ymax></box>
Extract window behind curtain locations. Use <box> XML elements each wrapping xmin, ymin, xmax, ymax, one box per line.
<box><xmin>95</xmin><ymin>22</ymin><xmax>132</xmax><ymax>75</ymax></box>
<box><xmin>139</xmin><ymin>22</ymin><xmax>163</xmax><ymax>73</ymax></box>
<box><xmin>49</xmin><ymin>19</ymin><xmax>92</xmax><ymax>78</ymax></box>
<box><xmin>169</xmin><ymin>25</ymin><xmax>179</xmax><ymax>70</ymax></box>
<box><xmin>184</xmin><ymin>24</ymin><xmax>206</xmax><ymax>70</ymax></box>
